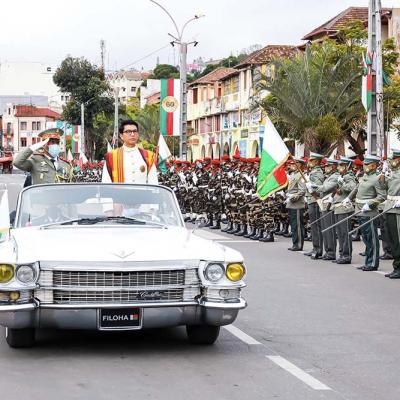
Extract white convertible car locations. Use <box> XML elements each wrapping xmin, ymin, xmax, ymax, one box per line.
<box><xmin>0</xmin><ymin>184</ymin><xmax>246</xmax><ymax>347</ymax></box>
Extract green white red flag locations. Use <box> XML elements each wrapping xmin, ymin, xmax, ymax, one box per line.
<box><xmin>256</xmin><ymin>116</ymin><xmax>290</xmax><ymax>199</ymax></box>
<box><xmin>160</xmin><ymin>79</ymin><xmax>180</xmax><ymax>136</ymax></box>
<box><xmin>0</xmin><ymin>189</ymin><xmax>10</xmax><ymax>241</ymax></box>
<box><xmin>362</xmin><ymin>51</ymin><xmax>373</xmax><ymax>112</ymax></box>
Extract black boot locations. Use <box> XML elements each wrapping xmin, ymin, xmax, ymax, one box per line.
<box><xmin>210</xmin><ymin>220</ymin><xmax>221</xmax><ymax>230</ymax></box>
<box><xmin>234</xmin><ymin>224</ymin><xmax>247</xmax><ymax>236</ymax></box>
<box><xmin>250</xmin><ymin>228</ymin><xmax>259</xmax><ymax>240</ymax></box>
<box><xmin>281</xmin><ymin>224</ymin><xmax>289</xmax><ymax>236</ymax></box>
<box><xmin>221</xmin><ymin>221</ymin><xmax>232</xmax><ymax>232</ymax></box>
<box><xmin>251</xmin><ymin>229</ymin><xmax>264</xmax><ymax>240</ymax></box>
<box><xmin>351</xmin><ymin>231</ymin><xmax>361</xmax><ymax>241</ymax></box>
<box><xmin>244</xmin><ymin>226</ymin><xmax>255</xmax><ymax>238</ymax></box>
<box><xmin>231</xmin><ymin>223</ymin><xmax>241</xmax><ymax>235</ymax></box>
<box><xmin>205</xmin><ymin>217</ymin><xmax>213</xmax><ymax>228</ymax></box>
<box><xmin>260</xmin><ymin>231</ymin><xmax>274</xmax><ymax>242</ymax></box>
<box><xmin>226</xmin><ymin>223</ymin><xmax>238</xmax><ymax>234</ymax></box>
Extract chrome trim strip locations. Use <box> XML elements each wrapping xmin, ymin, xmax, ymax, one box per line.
<box><xmin>0</xmin><ymin>303</ymin><xmax>37</xmax><ymax>312</ymax></box>
<box><xmin>40</xmin><ymin>301</ymin><xmax>198</xmax><ymax>309</ymax></box>
<box><xmin>40</xmin><ymin>262</ymin><xmax>199</xmax><ymax>271</ymax></box>
<box><xmin>37</xmin><ymin>284</ymin><xmax>199</xmax><ymax>291</ymax></box>
<box><xmin>198</xmin><ymin>298</ymin><xmax>247</xmax><ymax>309</ymax></box>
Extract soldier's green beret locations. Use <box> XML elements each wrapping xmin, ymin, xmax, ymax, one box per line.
<box><xmin>363</xmin><ymin>154</ymin><xmax>381</xmax><ymax>164</ymax></box>
<box><xmin>309</xmin><ymin>152</ymin><xmax>324</xmax><ymax>160</ymax></box>
<box><xmin>389</xmin><ymin>149</ymin><xmax>400</xmax><ymax>159</ymax></box>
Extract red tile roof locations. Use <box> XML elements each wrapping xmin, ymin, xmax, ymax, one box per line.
<box><xmin>302</xmin><ymin>6</ymin><xmax>391</xmax><ymax>41</ymax></box>
<box><xmin>235</xmin><ymin>45</ymin><xmax>299</xmax><ymax>68</ymax></box>
<box><xmin>15</xmin><ymin>105</ymin><xmax>61</xmax><ymax>119</ymax></box>
<box><xmin>189</xmin><ymin>67</ymin><xmax>237</xmax><ymax>86</ymax></box>
<box><xmin>145</xmin><ymin>91</ymin><xmax>161</xmax><ymax>105</ymax></box>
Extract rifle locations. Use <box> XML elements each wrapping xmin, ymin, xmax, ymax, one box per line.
<box><xmin>310</xmin><ymin>209</ymin><xmax>334</xmax><ymax>226</ymax></box>
<box><xmin>321</xmin><ymin>210</ymin><xmax>363</xmax><ymax>233</ymax></box>
<box><xmin>348</xmin><ymin>208</ymin><xmax>394</xmax><ymax>236</ymax></box>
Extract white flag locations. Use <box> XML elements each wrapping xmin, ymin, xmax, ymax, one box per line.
<box><xmin>107</xmin><ymin>142</ymin><xmax>112</xmax><ymax>152</ymax></box>
<box><xmin>157</xmin><ymin>134</ymin><xmax>172</xmax><ymax>162</ymax></box>
<box><xmin>0</xmin><ymin>190</ymin><xmax>10</xmax><ymax>241</ymax></box>
<box><xmin>67</xmin><ymin>149</ymin><xmax>74</xmax><ymax>162</ymax></box>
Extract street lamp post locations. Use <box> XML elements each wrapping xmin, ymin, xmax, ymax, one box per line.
<box><xmin>149</xmin><ymin>0</ymin><xmax>204</xmax><ymax>160</ymax></box>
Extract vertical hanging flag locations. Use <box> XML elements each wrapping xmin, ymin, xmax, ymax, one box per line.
<box><xmin>256</xmin><ymin>116</ymin><xmax>290</xmax><ymax>200</ymax></box>
<box><xmin>157</xmin><ymin>133</ymin><xmax>172</xmax><ymax>174</ymax></box>
<box><xmin>0</xmin><ymin>190</ymin><xmax>10</xmax><ymax>242</ymax></box>
<box><xmin>70</xmin><ymin>125</ymin><xmax>81</xmax><ymax>154</ymax></box>
<box><xmin>362</xmin><ymin>52</ymin><xmax>373</xmax><ymax>112</ymax></box>
<box><xmin>160</xmin><ymin>79</ymin><xmax>181</xmax><ymax>136</ymax></box>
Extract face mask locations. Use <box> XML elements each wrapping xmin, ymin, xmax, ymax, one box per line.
<box><xmin>48</xmin><ymin>144</ymin><xmax>60</xmax><ymax>158</ymax></box>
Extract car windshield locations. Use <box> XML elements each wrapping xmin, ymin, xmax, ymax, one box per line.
<box><xmin>16</xmin><ymin>184</ymin><xmax>183</xmax><ymax>228</ymax></box>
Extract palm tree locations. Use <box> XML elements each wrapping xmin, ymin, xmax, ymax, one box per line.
<box><xmin>126</xmin><ymin>105</ymin><xmax>160</xmax><ymax>144</ymax></box>
<box><xmin>259</xmin><ymin>42</ymin><xmax>364</xmax><ymax>155</ymax></box>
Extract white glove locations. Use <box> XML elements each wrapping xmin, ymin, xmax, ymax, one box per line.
<box><xmin>341</xmin><ymin>197</ymin><xmax>351</xmax><ymax>207</ymax></box>
<box><xmin>393</xmin><ymin>200</ymin><xmax>400</xmax><ymax>209</ymax></box>
<box><xmin>382</xmin><ymin>161</ymin><xmax>389</xmax><ymax>173</ymax></box>
<box><xmin>30</xmin><ymin>138</ymin><xmax>49</xmax><ymax>151</ymax></box>
<box><xmin>227</xmin><ymin>172</ymin><xmax>233</xmax><ymax>179</ymax></box>
<box><xmin>337</xmin><ymin>176</ymin><xmax>344</xmax><ymax>184</ymax></box>
<box><xmin>362</xmin><ymin>203</ymin><xmax>370</xmax><ymax>212</ymax></box>
<box><xmin>306</xmin><ymin>182</ymin><xmax>313</xmax><ymax>192</ymax></box>
<box><xmin>327</xmin><ymin>194</ymin><xmax>334</xmax><ymax>204</ymax></box>
<box><xmin>225</xmin><ymin>194</ymin><xmax>230</xmax><ymax>200</ymax></box>
<box><xmin>212</xmin><ymin>196</ymin><xmax>217</xmax><ymax>201</ymax></box>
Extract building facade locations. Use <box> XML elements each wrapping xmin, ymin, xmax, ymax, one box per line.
<box><xmin>2</xmin><ymin>105</ymin><xmax>61</xmax><ymax>151</ymax></box>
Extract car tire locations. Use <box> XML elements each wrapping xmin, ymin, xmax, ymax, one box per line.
<box><xmin>186</xmin><ymin>325</ymin><xmax>220</xmax><ymax>345</ymax></box>
<box><xmin>5</xmin><ymin>327</ymin><xmax>35</xmax><ymax>348</ymax></box>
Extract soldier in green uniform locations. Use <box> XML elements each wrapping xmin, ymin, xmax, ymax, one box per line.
<box><xmin>346</xmin><ymin>155</ymin><xmax>386</xmax><ymax>271</ymax></box>
<box><xmin>332</xmin><ymin>157</ymin><xmax>357</xmax><ymax>264</ymax></box>
<box><xmin>380</xmin><ymin>149</ymin><xmax>400</xmax><ymax>278</ymax></box>
<box><xmin>304</xmin><ymin>152</ymin><xmax>325</xmax><ymax>259</ymax></box>
<box><xmin>285</xmin><ymin>158</ymin><xmax>306</xmax><ymax>251</ymax></box>
<box><xmin>13</xmin><ymin>128</ymin><xmax>73</xmax><ymax>185</ymax></box>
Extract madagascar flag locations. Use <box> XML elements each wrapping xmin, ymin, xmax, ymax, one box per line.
<box><xmin>256</xmin><ymin>116</ymin><xmax>290</xmax><ymax>200</ymax></box>
<box><xmin>71</xmin><ymin>125</ymin><xmax>81</xmax><ymax>154</ymax></box>
<box><xmin>160</xmin><ymin>79</ymin><xmax>180</xmax><ymax>136</ymax></box>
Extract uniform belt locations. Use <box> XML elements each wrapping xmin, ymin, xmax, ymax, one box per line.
<box><xmin>387</xmin><ymin>195</ymin><xmax>400</xmax><ymax>200</ymax></box>
<box><xmin>355</xmin><ymin>198</ymin><xmax>376</xmax><ymax>204</ymax></box>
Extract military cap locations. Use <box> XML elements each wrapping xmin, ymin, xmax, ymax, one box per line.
<box><xmin>339</xmin><ymin>156</ymin><xmax>353</xmax><ymax>164</ymax></box>
<box><xmin>232</xmin><ymin>154</ymin><xmax>241</xmax><ymax>160</ymax></box>
<box><xmin>240</xmin><ymin>157</ymin><xmax>247</xmax><ymax>162</ymax></box>
<box><xmin>211</xmin><ymin>159</ymin><xmax>220</xmax><ymax>165</ymax></box>
<box><xmin>325</xmin><ymin>158</ymin><xmax>339</xmax><ymax>165</ymax></box>
<box><xmin>389</xmin><ymin>149</ymin><xmax>400</xmax><ymax>159</ymax></box>
<box><xmin>286</xmin><ymin>159</ymin><xmax>294</xmax><ymax>165</ymax></box>
<box><xmin>294</xmin><ymin>157</ymin><xmax>306</xmax><ymax>164</ymax></box>
<box><xmin>221</xmin><ymin>155</ymin><xmax>231</xmax><ymax>161</ymax></box>
<box><xmin>353</xmin><ymin>158</ymin><xmax>363</xmax><ymax>166</ymax></box>
<box><xmin>302</xmin><ymin>156</ymin><xmax>309</xmax><ymax>162</ymax></box>
<box><xmin>203</xmin><ymin>157</ymin><xmax>211</xmax><ymax>161</ymax></box>
<box><xmin>309</xmin><ymin>152</ymin><xmax>324</xmax><ymax>160</ymax></box>
<box><xmin>38</xmin><ymin>127</ymin><xmax>63</xmax><ymax>140</ymax></box>
<box><xmin>174</xmin><ymin>160</ymin><xmax>182</xmax><ymax>165</ymax></box>
<box><xmin>363</xmin><ymin>154</ymin><xmax>381</xmax><ymax>164</ymax></box>
<box><xmin>182</xmin><ymin>160</ymin><xmax>191</xmax><ymax>165</ymax></box>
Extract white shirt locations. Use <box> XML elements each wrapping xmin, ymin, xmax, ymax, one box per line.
<box><xmin>102</xmin><ymin>145</ymin><xmax>158</xmax><ymax>184</ymax></box>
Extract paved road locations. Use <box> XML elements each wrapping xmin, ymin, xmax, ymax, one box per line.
<box><xmin>0</xmin><ymin>181</ymin><xmax>399</xmax><ymax>399</ymax></box>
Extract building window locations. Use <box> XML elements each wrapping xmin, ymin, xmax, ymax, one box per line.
<box><xmin>200</xmin><ymin>118</ymin><xmax>206</xmax><ymax>134</ymax></box>
<box><xmin>6</xmin><ymin>123</ymin><xmax>11</xmax><ymax>134</ymax></box>
<box><xmin>8</xmin><ymin>108</ymin><xmax>11</xmax><ymax>115</ymax></box>
<box><xmin>20</xmin><ymin>138</ymin><xmax>27</xmax><ymax>147</ymax></box>
<box><xmin>232</xmin><ymin>76</ymin><xmax>239</xmax><ymax>93</ymax></box>
<box><xmin>215</xmin><ymin>116</ymin><xmax>221</xmax><ymax>132</ymax></box>
<box><xmin>131</xmin><ymin>86</ymin><xmax>135</xmax><ymax>92</ymax></box>
<box><xmin>32</xmin><ymin>138</ymin><xmax>37</xmax><ymax>145</ymax></box>
<box><xmin>61</xmin><ymin>95</ymin><xmax>64</xmax><ymax>101</ymax></box>
<box><xmin>224</xmin><ymin>80</ymin><xmax>230</xmax><ymax>95</ymax></box>
<box><xmin>20</xmin><ymin>121</ymin><xmax>27</xmax><ymax>130</ymax></box>
<box><xmin>243</xmin><ymin>71</ymin><xmax>247</xmax><ymax>90</ymax></box>
<box><xmin>32</xmin><ymin>122</ymin><xmax>37</xmax><ymax>130</ymax></box>
<box><xmin>194</xmin><ymin>119</ymin><xmax>199</xmax><ymax>134</ymax></box>
<box><xmin>37</xmin><ymin>122</ymin><xmax>41</xmax><ymax>131</ymax></box>
<box><xmin>193</xmin><ymin>88</ymin><xmax>198</xmax><ymax>104</ymax></box>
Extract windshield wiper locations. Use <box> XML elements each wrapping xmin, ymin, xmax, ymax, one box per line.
<box><xmin>40</xmin><ymin>216</ymin><xmax>167</xmax><ymax>228</ymax></box>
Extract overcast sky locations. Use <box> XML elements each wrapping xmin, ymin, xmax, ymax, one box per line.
<box><xmin>0</xmin><ymin>0</ymin><xmax>399</xmax><ymax>71</ymax></box>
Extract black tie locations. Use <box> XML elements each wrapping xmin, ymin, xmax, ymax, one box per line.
<box><xmin>50</xmin><ymin>158</ymin><xmax>55</xmax><ymax>167</ymax></box>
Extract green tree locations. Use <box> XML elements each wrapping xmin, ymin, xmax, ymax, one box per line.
<box><xmin>125</xmin><ymin>104</ymin><xmax>160</xmax><ymax>144</ymax></box>
<box><xmin>53</xmin><ymin>57</ymin><xmax>114</xmax><ymax>159</ymax></box>
<box><xmin>148</xmin><ymin>64</ymin><xmax>179</xmax><ymax>79</ymax></box>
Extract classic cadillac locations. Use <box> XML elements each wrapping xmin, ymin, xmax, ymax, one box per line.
<box><xmin>0</xmin><ymin>184</ymin><xmax>246</xmax><ymax>347</ymax></box>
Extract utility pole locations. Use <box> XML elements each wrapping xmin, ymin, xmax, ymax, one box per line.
<box><xmin>113</xmin><ymin>87</ymin><xmax>119</xmax><ymax>148</ymax></box>
<box><xmin>81</xmin><ymin>102</ymin><xmax>85</xmax><ymax>156</ymax></box>
<box><xmin>100</xmin><ymin>39</ymin><xmax>106</xmax><ymax>72</ymax></box>
<box><xmin>367</xmin><ymin>0</ymin><xmax>384</xmax><ymax>157</ymax></box>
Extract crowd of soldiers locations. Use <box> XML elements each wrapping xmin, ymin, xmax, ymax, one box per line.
<box><xmin>159</xmin><ymin>150</ymin><xmax>400</xmax><ymax>279</ymax></box>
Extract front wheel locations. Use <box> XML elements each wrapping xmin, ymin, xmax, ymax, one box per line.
<box><xmin>186</xmin><ymin>325</ymin><xmax>220</xmax><ymax>345</ymax></box>
<box><xmin>5</xmin><ymin>328</ymin><xmax>35</xmax><ymax>348</ymax></box>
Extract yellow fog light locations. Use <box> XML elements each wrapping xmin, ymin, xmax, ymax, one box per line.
<box><xmin>226</xmin><ymin>263</ymin><xmax>245</xmax><ymax>282</ymax></box>
<box><xmin>9</xmin><ymin>291</ymin><xmax>20</xmax><ymax>301</ymax></box>
<box><xmin>0</xmin><ymin>264</ymin><xmax>14</xmax><ymax>283</ymax></box>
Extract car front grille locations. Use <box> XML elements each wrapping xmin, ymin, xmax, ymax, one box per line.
<box><xmin>37</xmin><ymin>267</ymin><xmax>200</xmax><ymax>305</ymax></box>
<box><xmin>52</xmin><ymin>270</ymin><xmax>186</xmax><ymax>288</ymax></box>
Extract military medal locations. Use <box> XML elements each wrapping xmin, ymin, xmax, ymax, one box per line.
<box><xmin>140</xmin><ymin>165</ymin><xmax>145</xmax><ymax>173</ymax></box>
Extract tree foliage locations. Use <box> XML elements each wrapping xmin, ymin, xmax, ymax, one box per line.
<box><xmin>53</xmin><ymin>57</ymin><xmax>114</xmax><ymax>159</ymax></box>
<box><xmin>125</xmin><ymin>104</ymin><xmax>160</xmax><ymax>144</ymax></box>
<box><xmin>148</xmin><ymin>64</ymin><xmax>179</xmax><ymax>80</ymax></box>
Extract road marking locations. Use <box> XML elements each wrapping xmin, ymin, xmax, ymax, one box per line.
<box><xmin>266</xmin><ymin>356</ymin><xmax>332</xmax><ymax>391</ymax></box>
<box><xmin>374</xmin><ymin>270</ymin><xmax>387</xmax><ymax>276</ymax></box>
<box><xmin>223</xmin><ymin>325</ymin><xmax>261</xmax><ymax>345</ymax></box>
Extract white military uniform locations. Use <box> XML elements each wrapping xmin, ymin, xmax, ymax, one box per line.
<box><xmin>101</xmin><ymin>145</ymin><xmax>158</xmax><ymax>184</ymax></box>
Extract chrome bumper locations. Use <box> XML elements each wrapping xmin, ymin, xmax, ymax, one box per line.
<box><xmin>0</xmin><ymin>298</ymin><xmax>246</xmax><ymax>329</ymax></box>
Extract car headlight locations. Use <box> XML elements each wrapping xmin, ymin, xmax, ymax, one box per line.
<box><xmin>226</xmin><ymin>263</ymin><xmax>245</xmax><ymax>282</ymax></box>
<box><xmin>16</xmin><ymin>265</ymin><xmax>35</xmax><ymax>284</ymax></box>
<box><xmin>0</xmin><ymin>264</ymin><xmax>14</xmax><ymax>283</ymax></box>
<box><xmin>204</xmin><ymin>263</ymin><xmax>225</xmax><ymax>282</ymax></box>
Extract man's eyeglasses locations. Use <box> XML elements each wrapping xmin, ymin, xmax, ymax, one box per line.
<box><xmin>123</xmin><ymin>130</ymin><xmax>138</xmax><ymax>135</ymax></box>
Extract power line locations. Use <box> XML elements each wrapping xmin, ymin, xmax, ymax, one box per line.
<box><xmin>120</xmin><ymin>43</ymin><xmax>171</xmax><ymax>70</ymax></box>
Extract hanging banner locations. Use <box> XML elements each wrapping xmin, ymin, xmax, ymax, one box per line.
<box><xmin>160</xmin><ymin>79</ymin><xmax>180</xmax><ymax>136</ymax></box>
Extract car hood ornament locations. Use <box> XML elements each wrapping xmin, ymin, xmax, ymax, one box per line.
<box><xmin>111</xmin><ymin>249</ymin><xmax>135</xmax><ymax>259</ymax></box>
